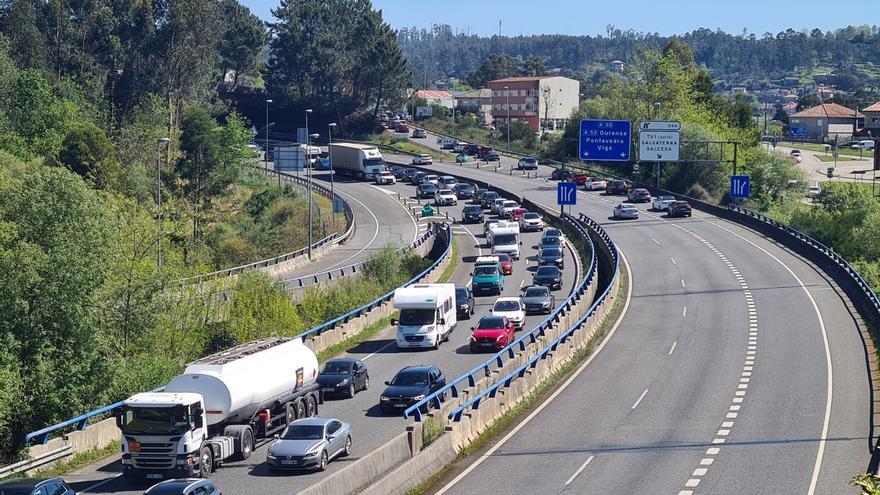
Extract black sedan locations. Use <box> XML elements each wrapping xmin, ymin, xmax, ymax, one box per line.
<box><xmin>380</xmin><ymin>366</ymin><xmax>446</xmax><ymax>414</ymax></box>
<box><xmin>455</xmin><ymin>286</ymin><xmax>475</xmax><ymax>319</ymax></box>
<box><xmin>521</xmin><ymin>285</ymin><xmax>556</xmax><ymax>314</ymax></box>
<box><xmin>537</xmin><ymin>247</ymin><xmax>565</xmax><ymax>269</ymax></box>
<box><xmin>539</xmin><ymin>236</ymin><xmax>562</xmax><ymax>250</ymax></box>
<box><xmin>417</xmin><ymin>183</ymin><xmax>437</xmax><ymax>198</ymax></box>
<box><xmin>551</xmin><ymin>169</ymin><xmax>574</xmax><ymax>180</ymax></box>
<box><xmin>533</xmin><ymin>265</ymin><xmax>563</xmax><ymax>290</ymax></box>
<box><xmin>317</xmin><ymin>359</ymin><xmax>369</xmax><ymax>398</ymax></box>
<box><xmin>461</xmin><ymin>205</ymin><xmax>484</xmax><ymax>223</ymax></box>
<box><xmin>480</xmin><ymin>191</ymin><xmax>500</xmax><ymax>209</ymax></box>
<box><xmin>455</xmin><ymin>183</ymin><xmax>475</xmax><ymax>200</ymax></box>
<box><xmin>0</xmin><ymin>479</ymin><xmax>75</xmax><ymax>495</ymax></box>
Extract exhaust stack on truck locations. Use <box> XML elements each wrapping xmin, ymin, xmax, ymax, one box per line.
<box><xmin>117</xmin><ymin>338</ymin><xmax>321</xmax><ymax>480</ymax></box>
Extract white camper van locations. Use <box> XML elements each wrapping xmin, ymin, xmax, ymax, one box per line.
<box><xmin>488</xmin><ymin>221</ymin><xmax>521</xmax><ymax>259</ymax></box>
<box><xmin>392</xmin><ymin>284</ymin><xmax>457</xmax><ymax>349</ymax></box>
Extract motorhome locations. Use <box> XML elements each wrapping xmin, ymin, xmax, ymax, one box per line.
<box><xmin>487</xmin><ymin>221</ymin><xmax>521</xmax><ymax>260</ymax></box>
<box><xmin>392</xmin><ymin>284</ymin><xmax>457</xmax><ymax>349</ymax></box>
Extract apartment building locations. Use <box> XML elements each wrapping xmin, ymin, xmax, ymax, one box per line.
<box><xmin>487</xmin><ymin>76</ymin><xmax>580</xmax><ymax>133</ymax></box>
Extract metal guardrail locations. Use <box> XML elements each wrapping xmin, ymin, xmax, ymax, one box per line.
<box><xmin>0</xmin><ymin>445</ymin><xmax>75</xmax><ymax>479</ymax></box>
<box><xmin>22</xmin><ymin>224</ymin><xmax>452</xmax><ymax>447</ymax></box>
<box><xmin>727</xmin><ymin>204</ymin><xmax>880</xmax><ymax>315</ymax></box>
<box><xmin>448</xmin><ymin>212</ymin><xmax>619</xmax><ymax>422</ymax></box>
<box><xmin>403</xmin><ymin>212</ymin><xmax>597</xmax><ymax>421</ymax></box>
<box><xmin>178</xmin><ymin>167</ymin><xmax>356</xmax><ymax>285</ymax></box>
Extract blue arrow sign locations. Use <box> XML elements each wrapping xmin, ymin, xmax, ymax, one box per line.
<box><xmin>790</xmin><ymin>126</ymin><xmax>806</xmax><ymax>138</ymax></box>
<box><xmin>579</xmin><ymin>119</ymin><xmax>632</xmax><ymax>162</ymax></box>
<box><xmin>730</xmin><ymin>175</ymin><xmax>750</xmax><ymax>199</ymax></box>
<box><xmin>557</xmin><ymin>182</ymin><xmax>577</xmax><ymax>206</ymax></box>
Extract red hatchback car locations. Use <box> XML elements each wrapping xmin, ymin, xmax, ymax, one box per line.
<box><xmin>509</xmin><ymin>208</ymin><xmax>528</xmax><ymax>221</ymax></box>
<box><xmin>572</xmin><ymin>173</ymin><xmax>590</xmax><ymax>185</ymax></box>
<box><xmin>469</xmin><ymin>315</ymin><xmax>516</xmax><ymax>352</ymax></box>
<box><xmin>492</xmin><ymin>252</ymin><xmax>513</xmax><ymax>275</ymax></box>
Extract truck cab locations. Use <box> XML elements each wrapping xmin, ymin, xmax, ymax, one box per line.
<box><xmin>392</xmin><ymin>284</ymin><xmax>457</xmax><ymax>349</ymax></box>
<box><xmin>471</xmin><ymin>257</ymin><xmax>504</xmax><ymax>295</ymax></box>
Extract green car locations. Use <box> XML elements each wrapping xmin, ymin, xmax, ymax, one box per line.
<box><xmin>456</xmin><ymin>152</ymin><xmax>470</xmax><ymax>163</ymax></box>
<box><xmin>471</xmin><ymin>260</ymin><xmax>504</xmax><ymax>295</ymax></box>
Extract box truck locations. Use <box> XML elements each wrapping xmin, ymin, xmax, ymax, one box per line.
<box><xmin>117</xmin><ymin>338</ymin><xmax>322</xmax><ymax>480</ymax></box>
<box><xmin>330</xmin><ymin>143</ymin><xmax>386</xmax><ymax>180</ymax></box>
<box><xmin>275</xmin><ymin>144</ymin><xmax>321</xmax><ymax>172</ymax></box>
<box><xmin>391</xmin><ymin>284</ymin><xmax>457</xmax><ymax>349</ymax></box>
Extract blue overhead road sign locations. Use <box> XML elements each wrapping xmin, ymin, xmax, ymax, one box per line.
<box><xmin>730</xmin><ymin>175</ymin><xmax>750</xmax><ymax>199</ymax></box>
<box><xmin>580</xmin><ymin>119</ymin><xmax>632</xmax><ymax>162</ymax></box>
<box><xmin>557</xmin><ymin>182</ymin><xmax>577</xmax><ymax>206</ymax></box>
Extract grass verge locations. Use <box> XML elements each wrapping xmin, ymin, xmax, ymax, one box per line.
<box><xmin>436</xmin><ymin>236</ymin><xmax>459</xmax><ymax>284</ymax></box>
<box><xmin>370</xmin><ymin>133</ymin><xmax>452</xmax><ymax>160</ymax></box>
<box><xmin>30</xmin><ymin>440</ymin><xmax>120</xmax><ymax>478</ymax></box>
<box><xmin>316</xmin><ymin>313</ymin><xmax>397</xmax><ymax>363</ymax></box>
<box><xmin>405</xmin><ymin>261</ymin><xmax>629</xmax><ymax>495</ymax></box>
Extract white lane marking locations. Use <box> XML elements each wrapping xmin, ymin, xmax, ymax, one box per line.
<box><xmin>682</xmin><ymin>306</ymin><xmax>687</xmax><ymax>318</ymax></box>
<box><xmin>434</xmin><ymin>251</ymin><xmax>634</xmax><ymax>495</ymax></box>
<box><xmin>519</xmin><ymin>279</ymin><xmax>525</xmax><ymax>288</ymax></box>
<box><xmin>703</xmin><ymin>220</ymin><xmax>832</xmax><ymax>495</ymax></box>
<box><xmin>670</xmin><ymin>256</ymin><xmax>677</xmax><ymax>265</ymax></box>
<box><xmin>362</xmin><ymin>341</ymin><xmax>397</xmax><ymax>361</ymax></box>
<box><xmin>681</xmin><ymin>279</ymin><xmax>686</xmax><ymax>288</ymax></box>
<box><xmin>564</xmin><ymin>455</ymin><xmax>595</xmax><ymax>486</ymax></box>
<box><xmin>652</xmin><ymin>237</ymin><xmax>661</xmax><ymax>245</ymax></box>
<box><xmin>668</xmin><ymin>341</ymin><xmax>678</xmax><ymax>355</ymax></box>
<box><xmin>81</xmin><ymin>474</ymin><xmax>122</xmax><ymax>493</ymax></box>
<box><xmin>368</xmin><ymin>184</ymin><xmax>419</xmax><ymax>244</ymax></box>
<box><xmin>631</xmin><ymin>388</ymin><xmax>649</xmax><ymax>410</ymax></box>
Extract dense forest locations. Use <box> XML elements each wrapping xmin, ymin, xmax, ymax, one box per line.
<box><xmin>397</xmin><ymin>24</ymin><xmax>880</xmax><ymax>90</ymax></box>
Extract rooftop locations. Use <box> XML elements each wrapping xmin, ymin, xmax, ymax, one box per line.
<box><xmin>415</xmin><ymin>89</ymin><xmax>452</xmax><ymax>99</ymax></box>
<box><xmin>790</xmin><ymin>103</ymin><xmax>864</xmax><ymax>119</ymax></box>
<box><xmin>864</xmin><ymin>102</ymin><xmax>880</xmax><ymax>112</ymax></box>
<box><xmin>488</xmin><ymin>76</ymin><xmax>552</xmax><ymax>83</ymax></box>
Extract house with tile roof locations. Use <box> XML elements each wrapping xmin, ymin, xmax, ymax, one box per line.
<box><xmin>863</xmin><ymin>102</ymin><xmax>880</xmax><ymax>135</ymax></box>
<box><xmin>789</xmin><ymin>103</ymin><xmax>864</xmax><ymax>141</ymax></box>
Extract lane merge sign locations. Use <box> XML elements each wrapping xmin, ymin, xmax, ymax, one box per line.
<box><xmin>639</xmin><ymin>121</ymin><xmax>681</xmax><ymax>162</ymax></box>
<box><xmin>557</xmin><ymin>182</ymin><xmax>577</xmax><ymax>205</ymax></box>
<box><xmin>579</xmin><ymin>119</ymin><xmax>632</xmax><ymax>161</ymax></box>
<box><xmin>730</xmin><ymin>175</ymin><xmax>750</xmax><ymax>199</ymax></box>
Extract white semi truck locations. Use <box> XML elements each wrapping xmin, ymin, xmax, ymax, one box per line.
<box><xmin>330</xmin><ymin>143</ymin><xmax>386</xmax><ymax>180</ymax></box>
<box><xmin>117</xmin><ymin>338</ymin><xmax>321</xmax><ymax>480</ymax></box>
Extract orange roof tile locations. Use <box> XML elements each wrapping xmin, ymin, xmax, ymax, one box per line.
<box><xmin>790</xmin><ymin>103</ymin><xmax>863</xmax><ymax>119</ymax></box>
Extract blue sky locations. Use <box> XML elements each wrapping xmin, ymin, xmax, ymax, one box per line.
<box><xmin>242</xmin><ymin>0</ymin><xmax>867</xmax><ymax>37</ymax></box>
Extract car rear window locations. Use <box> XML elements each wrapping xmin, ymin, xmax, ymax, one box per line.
<box><xmin>494</xmin><ymin>300</ymin><xmax>521</xmax><ymax>311</ymax></box>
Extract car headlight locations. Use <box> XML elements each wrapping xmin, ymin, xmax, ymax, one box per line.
<box><xmin>380</xmin><ymin>396</ymin><xmax>390</xmax><ymax>401</ymax></box>
<box><xmin>304</xmin><ymin>451</ymin><xmax>320</xmax><ymax>458</ymax></box>
<box><xmin>267</xmin><ymin>454</ymin><xmax>276</xmax><ymax>460</ymax></box>
<box><xmin>412</xmin><ymin>394</ymin><xmax>425</xmax><ymax>401</ymax></box>
<box><xmin>496</xmin><ymin>335</ymin><xmax>505</xmax><ymax>341</ymax></box>
<box><xmin>469</xmin><ymin>336</ymin><xmax>476</xmax><ymax>342</ymax></box>
<box><xmin>338</xmin><ymin>378</ymin><xmax>350</xmax><ymax>386</ymax></box>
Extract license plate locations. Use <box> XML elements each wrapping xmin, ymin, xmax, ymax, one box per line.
<box><xmin>394</xmin><ymin>403</ymin><xmax>407</xmax><ymax>408</ymax></box>
<box><xmin>146</xmin><ymin>474</ymin><xmax>163</xmax><ymax>479</ymax></box>
<box><xmin>322</xmin><ymin>387</ymin><xmax>335</xmax><ymax>392</ymax></box>
<box><xmin>281</xmin><ymin>460</ymin><xmax>298</xmax><ymax>465</ymax></box>
<box><xmin>480</xmin><ymin>342</ymin><xmax>494</xmax><ymax>347</ymax></box>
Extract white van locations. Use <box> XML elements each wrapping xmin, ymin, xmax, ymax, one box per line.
<box><xmin>855</xmin><ymin>140</ymin><xmax>875</xmax><ymax>151</ymax></box>
<box><xmin>438</xmin><ymin>137</ymin><xmax>457</xmax><ymax>150</ymax></box>
<box><xmin>392</xmin><ymin>284</ymin><xmax>457</xmax><ymax>349</ymax></box>
<box><xmin>488</xmin><ymin>221</ymin><xmax>521</xmax><ymax>259</ymax></box>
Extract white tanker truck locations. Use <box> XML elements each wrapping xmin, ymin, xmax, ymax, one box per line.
<box><xmin>116</xmin><ymin>337</ymin><xmax>322</xmax><ymax>480</ymax></box>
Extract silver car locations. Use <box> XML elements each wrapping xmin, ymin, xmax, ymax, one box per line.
<box><xmin>266</xmin><ymin>418</ymin><xmax>351</xmax><ymax>471</ymax></box>
<box><xmin>613</xmin><ymin>203</ymin><xmax>639</xmax><ymax>219</ymax></box>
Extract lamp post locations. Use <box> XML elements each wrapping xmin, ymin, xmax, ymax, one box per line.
<box><xmin>452</xmin><ymin>91</ymin><xmax>456</xmax><ymax>136</ymax></box>
<box><xmin>653</xmin><ymin>103</ymin><xmax>661</xmax><ymax>189</ymax></box>
<box><xmin>329</xmin><ymin>122</ymin><xmax>337</xmax><ymax>234</ymax></box>
<box><xmin>505</xmin><ymin>85</ymin><xmax>511</xmax><ymax>152</ymax></box>
<box><xmin>265</xmin><ymin>99</ymin><xmax>272</xmax><ymax>173</ymax></box>
<box><xmin>305</xmin><ymin>109</ymin><xmax>314</xmax><ymax>258</ymax></box>
<box><xmin>156</xmin><ymin>137</ymin><xmax>170</xmax><ymax>269</ymax></box>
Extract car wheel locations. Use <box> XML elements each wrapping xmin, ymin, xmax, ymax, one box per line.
<box><xmin>343</xmin><ymin>436</ymin><xmax>352</xmax><ymax>457</ymax></box>
<box><xmin>362</xmin><ymin>376</ymin><xmax>369</xmax><ymax>391</ymax></box>
<box><xmin>434</xmin><ymin>336</ymin><xmax>440</xmax><ymax>349</ymax></box>
<box><xmin>347</xmin><ymin>383</ymin><xmax>356</xmax><ymax>398</ymax></box>
<box><xmin>199</xmin><ymin>446</ymin><xmax>213</xmax><ymax>478</ymax></box>
<box><xmin>318</xmin><ymin>450</ymin><xmax>328</xmax><ymax>471</ymax></box>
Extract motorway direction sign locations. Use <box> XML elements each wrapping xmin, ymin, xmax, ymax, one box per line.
<box><xmin>790</xmin><ymin>126</ymin><xmax>807</xmax><ymax>139</ymax></box>
<box><xmin>730</xmin><ymin>175</ymin><xmax>750</xmax><ymax>199</ymax></box>
<box><xmin>579</xmin><ymin>119</ymin><xmax>632</xmax><ymax>161</ymax></box>
<box><xmin>639</xmin><ymin>130</ymin><xmax>681</xmax><ymax>162</ymax></box>
<box><xmin>640</xmin><ymin>121</ymin><xmax>682</xmax><ymax>131</ymax></box>
<box><xmin>557</xmin><ymin>182</ymin><xmax>577</xmax><ymax>205</ymax></box>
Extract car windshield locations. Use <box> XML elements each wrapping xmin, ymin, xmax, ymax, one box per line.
<box><xmin>494</xmin><ymin>301</ymin><xmax>520</xmax><ymax>312</ymax></box>
<box><xmin>541</xmin><ymin>248</ymin><xmax>562</xmax><ymax>257</ymax></box>
<box><xmin>458</xmin><ymin>184</ymin><xmax>473</xmax><ymax>191</ymax></box>
<box><xmin>524</xmin><ymin>287</ymin><xmax>549</xmax><ymax>298</ymax></box>
<box><xmin>475</xmin><ymin>266</ymin><xmax>499</xmax><ymax>276</ymax></box>
<box><xmin>421</xmin><ymin>185</ymin><xmax>435</xmax><ymax>191</ymax></box>
<box><xmin>536</xmin><ymin>266</ymin><xmax>559</xmax><ymax>276</ymax></box>
<box><xmin>496</xmin><ymin>254</ymin><xmax>511</xmax><ymax>262</ymax></box>
<box><xmin>398</xmin><ymin>309</ymin><xmax>435</xmax><ymax>326</ymax></box>
<box><xmin>120</xmin><ymin>405</ymin><xmax>191</xmax><ymax>436</ymax></box>
<box><xmin>503</xmin><ymin>201</ymin><xmax>517</xmax><ymax>207</ymax></box>
<box><xmin>484</xmin><ymin>193</ymin><xmax>498</xmax><ymax>200</ymax></box>
<box><xmin>477</xmin><ymin>317</ymin><xmax>506</xmax><ymax>329</ymax></box>
<box><xmin>281</xmin><ymin>424</ymin><xmax>324</xmax><ymax>440</ymax></box>
<box><xmin>493</xmin><ymin>234</ymin><xmax>517</xmax><ymax>245</ymax></box>
<box><xmin>390</xmin><ymin>370</ymin><xmax>429</xmax><ymax>387</ymax></box>
<box><xmin>464</xmin><ymin>206</ymin><xmax>481</xmax><ymax>213</ymax></box>
<box><xmin>542</xmin><ymin>237</ymin><xmax>560</xmax><ymax>246</ymax></box>
<box><xmin>523</xmin><ymin>213</ymin><xmax>540</xmax><ymax>220</ymax></box>
<box><xmin>523</xmin><ymin>157</ymin><xmax>537</xmax><ymax>163</ymax></box>
<box><xmin>455</xmin><ymin>288</ymin><xmax>469</xmax><ymax>300</ymax></box>
<box><xmin>439</xmin><ymin>189</ymin><xmax>454</xmax><ymax>195</ymax></box>
<box><xmin>322</xmin><ymin>361</ymin><xmax>352</xmax><ymax>374</ymax></box>
<box><xmin>659</xmin><ymin>196</ymin><xmax>675</xmax><ymax>201</ymax></box>
<box><xmin>545</xmin><ymin>229</ymin><xmax>562</xmax><ymax>237</ymax></box>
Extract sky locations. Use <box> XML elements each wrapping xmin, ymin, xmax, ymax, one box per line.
<box><xmin>241</xmin><ymin>0</ymin><xmax>869</xmax><ymax>37</ymax></box>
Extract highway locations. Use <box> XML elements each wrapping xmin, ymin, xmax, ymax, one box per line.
<box><xmin>394</xmin><ymin>133</ymin><xmax>871</xmax><ymax>494</ymax></box>
<box><xmin>62</xmin><ymin>175</ymin><xmax>582</xmax><ymax>495</ymax></box>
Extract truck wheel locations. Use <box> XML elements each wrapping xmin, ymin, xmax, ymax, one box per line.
<box><xmin>240</xmin><ymin>428</ymin><xmax>254</xmax><ymax>460</ymax></box>
<box><xmin>224</xmin><ymin>425</ymin><xmax>254</xmax><ymax>461</ymax></box>
<box><xmin>199</xmin><ymin>446</ymin><xmax>213</xmax><ymax>478</ymax></box>
<box><xmin>307</xmin><ymin>395</ymin><xmax>318</xmax><ymax>417</ymax></box>
<box><xmin>294</xmin><ymin>398</ymin><xmax>306</xmax><ymax>420</ymax></box>
<box><xmin>285</xmin><ymin>403</ymin><xmax>296</xmax><ymax>425</ymax></box>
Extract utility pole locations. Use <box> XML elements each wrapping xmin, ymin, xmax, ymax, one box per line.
<box><xmin>305</xmin><ymin>108</ymin><xmax>313</xmax><ymax>259</ymax></box>
<box><xmin>265</xmin><ymin>99</ymin><xmax>272</xmax><ymax>173</ymax></box>
<box><xmin>156</xmin><ymin>137</ymin><xmax>170</xmax><ymax>269</ymax></box>
<box><xmin>654</xmin><ymin>102</ymin><xmax>661</xmax><ymax>189</ymax></box>
<box><xmin>328</xmin><ymin>122</ymin><xmax>337</xmax><ymax>234</ymax></box>
<box><xmin>505</xmin><ymin>85</ymin><xmax>511</xmax><ymax>152</ymax></box>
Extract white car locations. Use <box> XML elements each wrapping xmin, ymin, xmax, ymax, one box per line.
<box><xmin>424</xmin><ymin>174</ymin><xmax>440</xmax><ymax>186</ymax></box>
<box><xmin>807</xmin><ymin>185</ymin><xmax>822</xmax><ymax>197</ymax></box>
<box><xmin>541</xmin><ymin>228</ymin><xmax>566</xmax><ymax>249</ymax></box>
<box><xmin>374</xmin><ymin>171</ymin><xmax>396</xmax><ymax>185</ymax></box>
<box><xmin>491</xmin><ymin>297</ymin><xmax>526</xmax><ymax>330</ymax></box>
<box><xmin>500</xmin><ymin>200</ymin><xmax>519</xmax><ymax>218</ymax></box>
<box><xmin>517</xmin><ymin>156</ymin><xmax>538</xmax><ymax>170</ymax></box>
<box><xmin>434</xmin><ymin>189</ymin><xmax>458</xmax><ymax>206</ymax></box>
<box><xmin>584</xmin><ymin>179</ymin><xmax>607</xmax><ymax>191</ymax></box>
<box><xmin>652</xmin><ymin>195</ymin><xmax>676</xmax><ymax>211</ymax></box>
<box><xmin>453</xmin><ymin>142</ymin><xmax>467</xmax><ymax>153</ymax></box>
<box><xmin>613</xmin><ymin>203</ymin><xmax>639</xmax><ymax>219</ymax></box>
<box><xmin>412</xmin><ymin>154</ymin><xmax>433</xmax><ymax>165</ymax></box>
<box><xmin>491</xmin><ymin>198</ymin><xmax>507</xmax><ymax>215</ymax></box>
<box><xmin>519</xmin><ymin>212</ymin><xmax>544</xmax><ymax>232</ymax></box>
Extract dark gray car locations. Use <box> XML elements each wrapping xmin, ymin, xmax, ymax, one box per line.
<box><xmin>267</xmin><ymin>418</ymin><xmax>352</xmax><ymax>471</ymax></box>
<box><xmin>144</xmin><ymin>479</ymin><xmax>220</xmax><ymax>495</ymax></box>
<box><xmin>521</xmin><ymin>285</ymin><xmax>556</xmax><ymax>314</ymax></box>
<box><xmin>0</xmin><ymin>478</ymin><xmax>75</xmax><ymax>495</ymax></box>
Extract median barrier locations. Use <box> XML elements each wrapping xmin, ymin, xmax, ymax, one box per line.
<box><xmin>297</xmin><ymin>433</ymin><xmax>412</xmax><ymax>495</ymax></box>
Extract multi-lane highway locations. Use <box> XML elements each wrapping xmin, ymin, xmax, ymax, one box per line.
<box><xmin>390</xmin><ymin>133</ymin><xmax>871</xmax><ymax>494</ymax></box>
<box><xmin>62</xmin><ymin>175</ymin><xmax>581</xmax><ymax>495</ymax></box>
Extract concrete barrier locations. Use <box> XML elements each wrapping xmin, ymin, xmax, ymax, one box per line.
<box><xmin>26</xmin><ymin>416</ymin><xmax>119</xmax><ymax>475</ymax></box>
<box><xmin>360</xmin><ymin>432</ymin><xmax>458</xmax><ymax>495</ymax></box>
<box><xmin>297</xmin><ymin>433</ymin><xmax>412</xmax><ymax>495</ymax></box>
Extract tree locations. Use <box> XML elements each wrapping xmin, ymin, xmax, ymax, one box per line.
<box><xmin>522</xmin><ymin>56</ymin><xmax>547</xmax><ymax>77</ymax></box>
<box><xmin>218</xmin><ymin>0</ymin><xmax>268</xmax><ymax>87</ymax></box>
<box><xmin>773</xmin><ymin>103</ymin><xmax>789</xmax><ymax>123</ymax></box>
<box><xmin>797</xmin><ymin>93</ymin><xmax>822</xmax><ymax>111</ymax></box>
<box><xmin>465</xmin><ymin>54</ymin><xmax>518</xmax><ymax>88</ymax></box>
<box><xmin>55</xmin><ymin>123</ymin><xmax>122</xmax><ymax>189</ymax></box>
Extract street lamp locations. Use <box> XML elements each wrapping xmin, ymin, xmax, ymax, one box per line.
<box><xmin>305</xmin><ymin>109</ymin><xmax>314</xmax><ymax>258</ymax></box>
<box><xmin>328</xmin><ymin>122</ymin><xmax>338</xmax><ymax>234</ymax></box>
<box><xmin>452</xmin><ymin>92</ymin><xmax>456</xmax><ymax>136</ymax></box>
<box><xmin>265</xmin><ymin>99</ymin><xmax>272</xmax><ymax>173</ymax></box>
<box><xmin>156</xmin><ymin>137</ymin><xmax>170</xmax><ymax>269</ymax></box>
<box><xmin>505</xmin><ymin>85</ymin><xmax>511</xmax><ymax>152</ymax></box>
<box><xmin>653</xmin><ymin>103</ymin><xmax>661</xmax><ymax>189</ymax></box>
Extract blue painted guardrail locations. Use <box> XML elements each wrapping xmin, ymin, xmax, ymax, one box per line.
<box><xmin>402</xmin><ymin>213</ymin><xmax>597</xmax><ymax>421</ymax></box>
<box><xmin>24</xmin><ymin>223</ymin><xmax>452</xmax><ymax>445</ymax></box>
<box><xmin>447</xmin><ymin>212</ymin><xmax>619</xmax><ymax>422</ymax></box>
